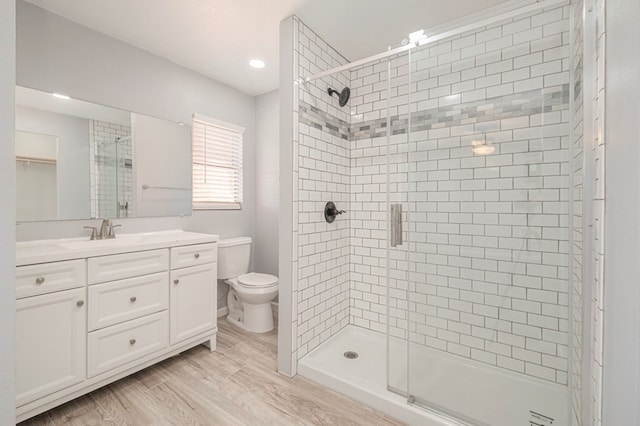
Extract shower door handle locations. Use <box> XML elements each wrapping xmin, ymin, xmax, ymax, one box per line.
<box><xmin>390</xmin><ymin>204</ymin><xmax>403</xmax><ymax>247</ymax></box>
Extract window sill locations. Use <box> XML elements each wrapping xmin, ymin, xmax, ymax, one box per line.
<box><xmin>193</xmin><ymin>203</ymin><xmax>242</xmax><ymax>211</ymax></box>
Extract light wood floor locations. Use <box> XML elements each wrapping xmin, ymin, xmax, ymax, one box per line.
<box><xmin>20</xmin><ymin>317</ymin><xmax>403</xmax><ymax>425</ymax></box>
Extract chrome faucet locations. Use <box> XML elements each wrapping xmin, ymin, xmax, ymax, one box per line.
<box><xmin>83</xmin><ymin>219</ymin><xmax>122</xmax><ymax>240</ymax></box>
<box><xmin>99</xmin><ymin>219</ymin><xmax>112</xmax><ymax>239</ymax></box>
<box><xmin>84</xmin><ymin>219</ymin><xmax>122</xmax><ymax>240</ymax></box>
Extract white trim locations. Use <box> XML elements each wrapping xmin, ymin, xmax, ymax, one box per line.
<box><xmin>278</xmin><ymin>16</ymin><xmax>295</xmax><ymax>378</ymax></box>
<box><xmin>217</xmin><ymin>307</ymin><xmax>228</xmax><ymax>318</ymax></box>
<box><xmin>193</xmin><ymin>202</ymin><xmax>242</xmax><ymax>211</ymax></box>
<box><xmin>0</xmin><ymin>0</ymin><xmax>16</xmax><ymax>423</ymax></box>
<box><xmin>192</xmin><ymin>113</ymin><xmax>244</xmax><ymax>134</ymax></box>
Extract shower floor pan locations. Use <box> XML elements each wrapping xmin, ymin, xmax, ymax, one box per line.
<box><xmin>298</xmin><ymin>325</ymin><xmax>568</xmax><ymax>426</ymax></box>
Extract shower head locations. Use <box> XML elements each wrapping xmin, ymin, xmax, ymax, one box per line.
<box><xmin>327</xmin><ymin>87</ymin><xmax>350</xmax><ymax>107</ymax></box>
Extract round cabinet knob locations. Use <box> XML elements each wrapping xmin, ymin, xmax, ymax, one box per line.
<box><xmin>76</xmin><ymin>300</ymin><xmax>85</xmax><ymax>307</ymax></box>
<box><xmin>194</xmin><ymin>253</ymin><xmax>200</xmax><ymax>259</ymax></box>
<box><xmin>173</xmin><ymin>279</ymin><xmax>179</xmax><ymax>285</ymax></box>
<box><xmin>130</xmin><ymin>296</ymin><xmax>137</xmax><ymax>303</ymax></box>
<box><xmin>35</xmin><ymin>277</ymin><xmax>45</xmax><ymax>284</ymax></box>
<box><xmin>129</xmin><ymin>339</ymin><xmax>136</xmax><ymax>345</ymax></box>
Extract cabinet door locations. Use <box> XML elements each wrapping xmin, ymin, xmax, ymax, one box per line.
<box><xmin>170</xmin><ymin>263</ymin><xmax>217</xmax><ymax>345</ymax></box>
<box><xmin>16</xmin><ymin>288</ymin><xmax>86</xmax><ymax>407</ymax></box>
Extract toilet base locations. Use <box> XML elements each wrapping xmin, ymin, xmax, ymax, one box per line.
<box><xmin>227</xmin><ymin>302</ymin><xmax>274</xmax><ymax>333</ymax></box>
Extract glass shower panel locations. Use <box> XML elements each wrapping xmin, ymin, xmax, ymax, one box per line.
<box><xmin>405</xmin><ymin>7</ymin><xmax>572</xmax><ymax>425</ymax></box>
<box><xmin>384</xmin><ymin>51</ymin><xmax>411</xmax><ymax>397</ymax></box>
<box><xmin>95</xmin><ymin>137</ymin><xmax>118</xmax><ymax>218</ymax></box>
<box><xmin>93</xmin><ymin>135</ymin><xmax>133</xmax><ymax>218</ymax></box>
<box><xmin>115</xmin><ymin>136</ymin><xmax>133</xmax><ymax>218</ymax></box>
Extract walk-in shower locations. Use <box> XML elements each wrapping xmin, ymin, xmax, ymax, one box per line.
<box><xmin>282</xmin><ymin>0</ymin><xmax>586</xmax><ymax>424</ymax></box>
<box><xmin>90</xmin><ymin>123</ymin><xmax>134</xmax><ymax>219</ymax></box>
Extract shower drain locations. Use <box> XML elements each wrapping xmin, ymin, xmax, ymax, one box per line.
<box><xmin>343</xmin><ymin>351</ymin><xmax>359</xmax><ymax>359</ymax></box>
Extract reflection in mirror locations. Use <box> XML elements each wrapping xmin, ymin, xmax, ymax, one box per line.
<box><xmin>15</xmin><ymin>131</ymin><xmax>58</xmax><ymax>221</ymax></box>
<box><xmin>90</xmin><ymin>120</ymin><xmax>133</xmax><ymax>218</ymax></box>
<box><xmin>15</xmin><ymin>86</ymin><xmax>192</xmax><ymax>221</ymax></box>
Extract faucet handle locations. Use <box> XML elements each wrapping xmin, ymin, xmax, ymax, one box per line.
<box><xmin>108</xmin><ymin>224</ymin><xmax>122</xmax><ymax>238</ymax></box>
<box><xmin>83</xmin><ymin>226</ymin><xmax>98</xmax><ymax>240</ymax></box>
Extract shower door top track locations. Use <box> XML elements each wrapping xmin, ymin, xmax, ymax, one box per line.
<box><xmin>300</xmin><ymin>0</ymin><xmax>568</xmax><ymax>84</ymax></box>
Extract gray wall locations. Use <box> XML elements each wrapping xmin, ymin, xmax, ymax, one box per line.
<box><xmin>255</xmin><ymin>90</ymin><xmax>279</xmax><ymax>275</ymax></box>
<box><xmin>15</xmin><ymin>1</ymin><xmax>256</xmax><ymax>247</ymax></box>
<box><xmin>602</xmin><ymin>0</ymin><xmax>640</xmax><ymax>424</ymax></box>
<box><xmin>0</xmin><ymin>0</ymin><xmax>16</xmax><ymax>423</ymax></box>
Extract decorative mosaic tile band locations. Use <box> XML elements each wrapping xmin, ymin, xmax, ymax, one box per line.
<box><xmin>299</xmin><ymin>84</ymin><xmax>570</xmax><ymax>142</ymax></box>
<box><xmin>351</xmin><ymin>84</ymin><xmax>570</xmax><ymax>141</ymax></box>
<box><xmin>299</xmin><ymin>102</ymin><xmax>350</xmax><ymax>141</ymax></box>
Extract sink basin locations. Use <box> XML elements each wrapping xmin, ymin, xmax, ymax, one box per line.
<box><xmin>58</xmin><ymin>235</ymin><xmax>141</xmax><ymax>250</ymax></box>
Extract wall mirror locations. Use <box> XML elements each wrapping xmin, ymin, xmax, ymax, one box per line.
<box><xmin>15</xmin><ymin>86</ymin><xmax>192</xmax><ymax>222</ymax></box>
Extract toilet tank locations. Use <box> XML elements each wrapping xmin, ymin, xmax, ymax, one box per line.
<box><xmin>217</xmin><ymin>237</ymin><xmax>252</xmax><ymax>279</ymax></box>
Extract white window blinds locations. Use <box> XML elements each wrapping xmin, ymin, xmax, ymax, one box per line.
<box><xmin>192</xmin><ymin>113</ymin><xmax>244</xmax><ymax>209</ymax></box>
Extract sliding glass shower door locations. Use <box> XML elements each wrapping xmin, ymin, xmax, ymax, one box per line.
<box><xmin>400</xmin><ymin>5</ymin><xmax>573</xmax><ymax>425</ymax></box>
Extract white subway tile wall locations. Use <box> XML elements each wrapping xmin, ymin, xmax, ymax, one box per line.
<box><xmin>293</xmin><ymin>4</ymin><xmax>578</xmax><ymax>388</ymax></box>
<box><xmin>90</xmin><ymin>120</ymin><xmax>133</xmax><ymax>218</ymax></box>
<box><xmin>293</xmin><ymin>17</ymin><xmax>351</xmax><ymax>360</ymax></box>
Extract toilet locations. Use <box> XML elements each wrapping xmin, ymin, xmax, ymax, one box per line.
<box><xmin>218</xmin><ymin>237</ymin><xmax>278</xmax><ymax>333</ymax></box>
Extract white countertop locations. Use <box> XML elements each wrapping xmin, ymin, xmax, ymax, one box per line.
<box><xmin>16</xmin><ymin>230</ymin><xmax>219</xmax><ymax>266</ymax></box>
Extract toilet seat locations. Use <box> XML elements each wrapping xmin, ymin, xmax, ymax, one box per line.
<box><xmin>236</xmin><ymin>272</ymin><xmax>278</xmax><ymax>289</ymax></box>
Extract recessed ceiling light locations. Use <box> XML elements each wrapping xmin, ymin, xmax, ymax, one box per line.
<box><xmin>249</xmin><ymin>59</ymin><xmax>265</xmax><ymax>69</ymax></box>
<box><xmin>52</xmin><ymin>93</ymin><xmax>70</xmax><ymax>100</ymax></box>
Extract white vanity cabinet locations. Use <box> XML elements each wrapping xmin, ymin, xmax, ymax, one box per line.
<box><xmin>15</xmin><ymin>231</ymin><xmax>218</xmax><ymax>423</ymax></box>
<box><xmin>15</xmin><ymin>259</ymin><xmax>87</xmax><ymax>407</ymax></box>
<box><xmin>16</xmin><ymin>286</ymin><xmax>86</xmax><ymax>407</ymax></box>
<box><xmin>169</xmin><ymin>243</ymin><xmax>218</xmax><ymax>345</ymax></box>
<box><xmin>86</xmin><ymin>249</ymin><xmax>171</xmax><ymax>378</ymax></box>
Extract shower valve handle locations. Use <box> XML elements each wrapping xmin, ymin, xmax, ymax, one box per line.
<box><xmin>324</xmin><ymin>201</ymin><xmax>346</xmax><ymax>223</ymax></box>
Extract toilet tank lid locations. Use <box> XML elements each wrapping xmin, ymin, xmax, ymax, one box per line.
<box><xmin>218</xmin><ymin>236</ymin><xmax>252</xmax><ymax>247</ymax></box>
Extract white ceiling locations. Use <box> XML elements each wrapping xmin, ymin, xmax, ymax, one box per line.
<box><xmin>25</xmin><ymin>0</ymin><xmax>510</xmax><ymax>96</ymax></box>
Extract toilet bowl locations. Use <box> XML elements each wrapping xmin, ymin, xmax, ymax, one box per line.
<box><xmin>218</xmin><ymin>237</ymin><xmax>278</xmax><ymax>333</ymax></box>
<box><xmin>226</xmin><ymin>272</ymin><xmax>278</xmax><ymax>333</ymax></box>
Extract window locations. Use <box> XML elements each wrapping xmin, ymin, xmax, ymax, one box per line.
<box><xmin>192</xmin><ymin>113</ymin><xmax>244</xmax><ymax>210</ymax></box>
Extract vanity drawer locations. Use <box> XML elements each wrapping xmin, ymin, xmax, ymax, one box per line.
<box><xmin>87</xmin><ymin>311</ymin><xmax>168</xmax><ymax>378</ymax></box>
<box><xmin>88</xmin><ymin>249</ymin><xmax>169</xmax><ymax>285</ymax></box>
<box><xmin>16</xmin><ymin>259</ymin><xmax>86</xmax><ymax>299</ymax></box>
<box><xmin>171</xmin><ymin>243</ymin><xmax>217</xmax><ymax>269</ymax></box>
<box><xmin>88</xmin><ymin>272</ymin><xmax>168</xmax><ymax>331</ymax></box>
